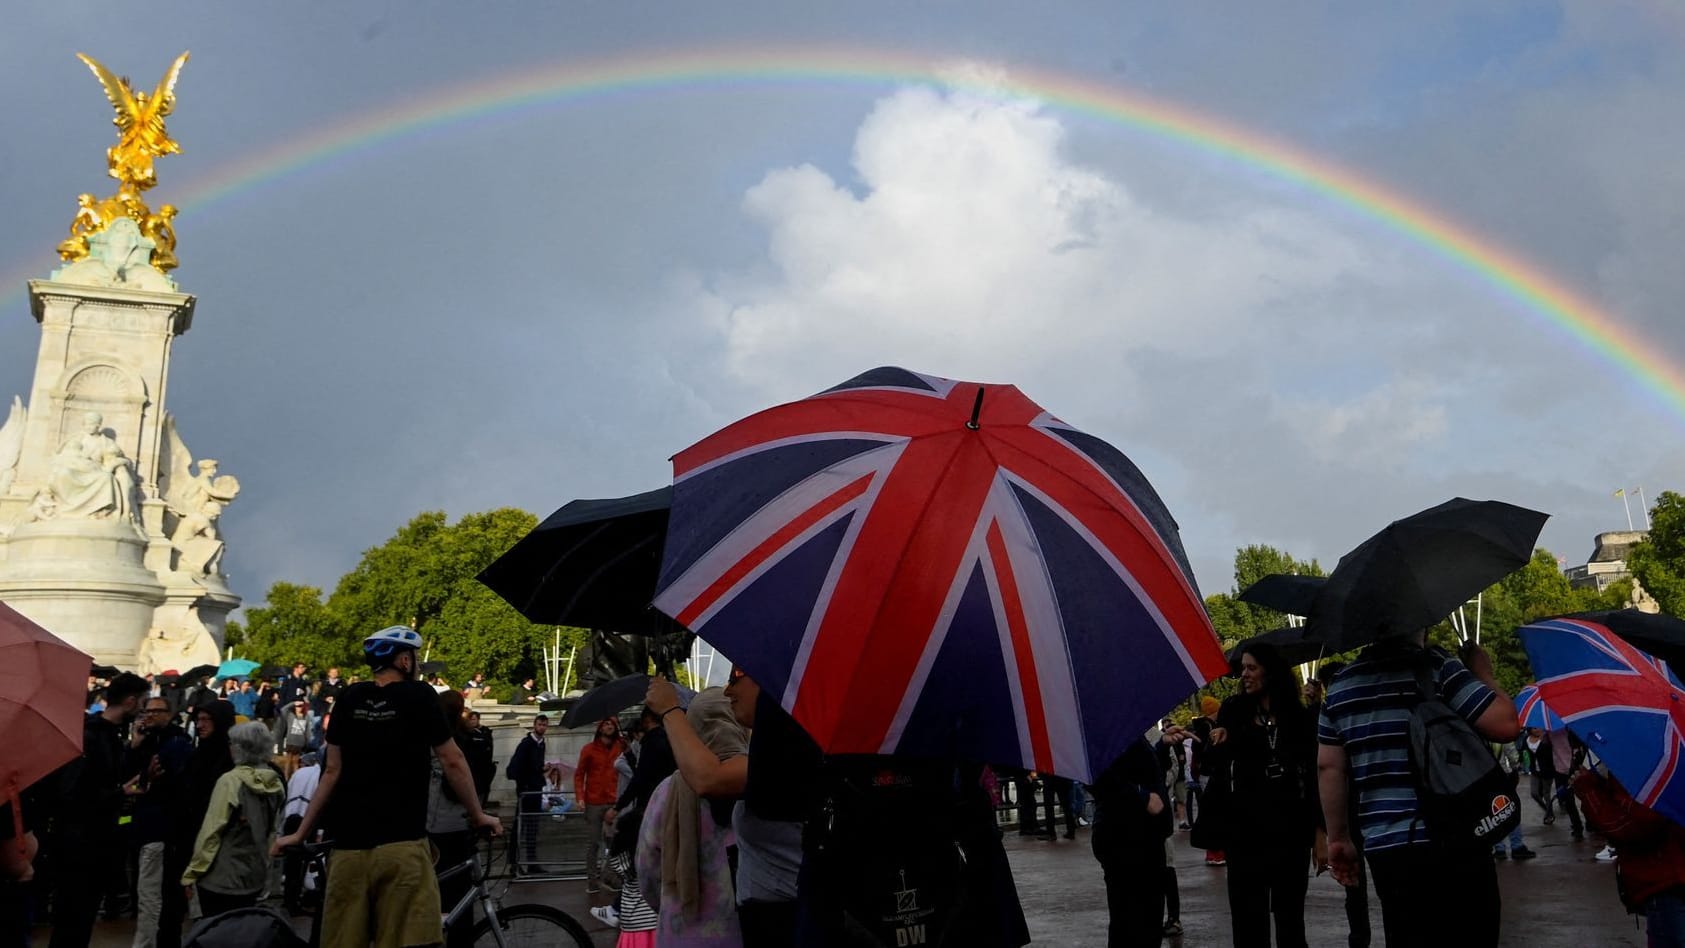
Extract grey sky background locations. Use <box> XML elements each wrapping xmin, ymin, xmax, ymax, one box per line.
<box><xmin>2</xmin><ymin>2</ymin><xmax>1681</xmax><ymax>612</ymax></box>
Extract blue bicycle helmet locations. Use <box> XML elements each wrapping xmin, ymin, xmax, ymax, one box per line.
<box><xmin>362</xmin><ymin>625</ymin><xmax>422</xmax><ymax>665</ymax></box>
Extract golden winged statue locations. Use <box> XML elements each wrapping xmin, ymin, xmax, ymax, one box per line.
<box><xmin>55</xmin><ymin>51</ymin><xmax>190</xmax><ymax>271</ymax></box>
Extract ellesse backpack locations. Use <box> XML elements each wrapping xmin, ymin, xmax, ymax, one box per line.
<box><xmin>1406</xmin><ymin>661</ymin><xmax>1519</xmax><ymax>847</ymax></box>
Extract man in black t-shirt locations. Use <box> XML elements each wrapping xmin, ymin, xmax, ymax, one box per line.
<box><xmin>273</xmin><ymin>627</ymin><xmax>499</xmax><ymax>948</ymax></box>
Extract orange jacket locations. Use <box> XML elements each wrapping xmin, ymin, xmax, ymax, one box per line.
<box><xmin>574</xmin><ymin>740</ymin><xmax>622</xmax><ymax>806</ymax></box>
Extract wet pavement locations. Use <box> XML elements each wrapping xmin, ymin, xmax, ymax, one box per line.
<box><xmin>65</xmin><ymin>811</ymin><xmax>1640</xmax><ymax>947</ymax></box>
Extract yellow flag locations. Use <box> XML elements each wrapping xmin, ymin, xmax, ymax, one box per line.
<box><xmin>1615</xmin><ymin>488</ymin><xmax>1626</xmax><ymax>497</ymax></box>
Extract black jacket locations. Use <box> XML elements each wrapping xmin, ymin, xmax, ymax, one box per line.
<box><xmin>610</xmin><ymin>727</ymin><xmax>678</xmax><ymax>854</ymax></box>
<box><xmin>170</xmin><ymin>700</ymin><xmax>236</xmax><ymax>853</ymax></box>
<box><xmin>463</xmin><ymin>726</ymin><xmax>496</xmax><ymax>801</ymax></box>
<box><xmin>1090</xmin><ymin>738</ymin><xmax>1173</xmax><ymax>859</ymax></box>
<box><xmin>506</xmin><ymin>733</ymin><xmax>547</xmax><ymax>795</ymax></box>
<box><xmin>55</xmin><ymin>713</ymin><xmax>136</xmax><ymax>840</ymax></box>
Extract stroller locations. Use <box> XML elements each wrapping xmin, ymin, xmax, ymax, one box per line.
<box><xmin>182</xmin><ymin>907</ymin><xmax>307</xmax><ymax>948</ymax></box>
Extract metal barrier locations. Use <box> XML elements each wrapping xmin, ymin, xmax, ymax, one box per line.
<box><xmin>509</xmin><ymin>791</ymin><xmax>597</xmax><ymax>881</ymax></box>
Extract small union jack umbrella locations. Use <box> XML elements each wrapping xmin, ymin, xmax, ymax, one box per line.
<box><xmin>1513</xmin><ymin>684</ymin><xmax>1565</xmax><ymax>731</ymax></box>
<box><xmin>1520</xmin><ymin>616</ymin><xmax>1685</xmax><ymax>827</ymax></box>
<box><xmin>651</xmin><ymin>367</ymin><xmax>1228</xmax><ymax>782</ymax></box>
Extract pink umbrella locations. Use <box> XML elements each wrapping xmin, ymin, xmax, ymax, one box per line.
<box><xmin>1</xmin><ymin>601</ymin><xmax>90</xmax><ymax>842</ymax></box>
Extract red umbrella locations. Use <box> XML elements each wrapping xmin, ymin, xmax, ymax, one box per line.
<box><xmin>1</xmin><ymin>601</ymin><xmax>90</xmax><ymax>841</ymax></box>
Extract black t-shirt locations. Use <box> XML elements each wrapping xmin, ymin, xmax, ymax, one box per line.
<box><xmin>325</xmin><ymin>680</ymin><xmax>450</xmax><ymax>849</ymax></box>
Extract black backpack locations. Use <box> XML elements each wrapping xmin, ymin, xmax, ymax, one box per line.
<box><xmin>1406</xmin><ymin>662</ymin><xmax>1519</xmax><ymax>847</ymax></box>
<box><xmin>804</xmin><ymin>759</ymin><xmax>970</xmax><ymax>948</ymax></box>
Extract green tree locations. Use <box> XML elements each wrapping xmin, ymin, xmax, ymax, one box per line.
<box><xmin>1426</xmin><ymin>548</ymin><xmax>1627</xmax><ymax>694</ymax></box>
<box><xmin>1629</xmin><ymin>491</ymin><xmax>1685</xmax><ymax>617</ymax></box>
<box><xmin>327</xmin><ymin>508</ymin><xmax>568</xmax><ymax>684</ymax></box>
<box><xmin>1194</xmin><ymin>545</ymin><xmax>1328</xmax><ymax>709</ymax></box>
<box><xmin>241</xmin><ymin>582</ymin><xmax>358</xmax><ymax>671</ymax></box>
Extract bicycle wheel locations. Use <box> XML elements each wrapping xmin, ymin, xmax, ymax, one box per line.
<box><xmin>469</xmin><ymin>903</ymin><xmax>592</xmax><ymax>948</ymax></box>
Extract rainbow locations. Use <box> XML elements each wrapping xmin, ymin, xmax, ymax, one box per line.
<box><xmin>6</xmin><ymin>45</ymin><xmax>1682</xmax><ymax>421</ymax></box>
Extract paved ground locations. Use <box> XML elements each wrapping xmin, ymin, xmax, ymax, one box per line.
<box><xmin>62</xmin><ymin>813</ymin><xmax>1640</xmax><ymax>946</ymax></box>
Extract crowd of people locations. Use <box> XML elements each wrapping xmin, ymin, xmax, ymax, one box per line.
<box><xmin>7</xmin><ymin>620</ymin><xmax>1685</xmax><ymax>948</ymax></box>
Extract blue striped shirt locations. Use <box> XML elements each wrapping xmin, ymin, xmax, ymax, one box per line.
<box><xmin>1318</xmin><ymin>647</ymin><xmax>1496</xmax><ymax>851</ymax></box>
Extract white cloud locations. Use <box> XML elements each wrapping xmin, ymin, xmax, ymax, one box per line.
<box><xmin>700</xmin><ymin>83</ymin><xmax>1376</xmax><ymax>398</ymax></box>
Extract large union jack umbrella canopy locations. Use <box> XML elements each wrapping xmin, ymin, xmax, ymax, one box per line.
<box><xmin>1513</xmin><ymin>684</ymin><xmax>1565</xmax><ymax>731</ymax></box>
<box><xmin>1520</xmin><ymin>617</ymin><xmax>1685</xmax><ymax>826</ymax></box>
<box><xmin>651</xmin><ymin>367</ymin><xmax>1228</xmax><ymax>783</ymax></box>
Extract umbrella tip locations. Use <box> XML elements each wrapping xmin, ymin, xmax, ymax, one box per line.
<box><xmin>966</xmin><ymin>386</ymin><xmax>984</xmax><ymax>431</ymax></box>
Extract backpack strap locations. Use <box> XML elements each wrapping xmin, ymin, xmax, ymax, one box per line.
<box><xmin>1404</xmin><ymin>654</ymin><xmax>1440</xmax><ymax>846</ymax></box>
<box><xmin>1408</xmin><ymin>655</ymin><xmax>1438</xmax><ymax>704</ymax></box>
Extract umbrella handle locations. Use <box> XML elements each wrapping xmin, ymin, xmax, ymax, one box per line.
<box><xmin>7</xmin><ymin>782</ymin><xmax>23</xmax><ymax>863</ymax></box>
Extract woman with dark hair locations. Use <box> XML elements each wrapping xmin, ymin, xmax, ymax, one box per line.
<box><xmin>1202</xmin><ymin>643</ymin><xmax>1320</xmax><ymax>948</ymax></box>
<box><xmin>427</xmin><ymin>690</ymin><xmax>478</xmax><ymax>948</ymax></box>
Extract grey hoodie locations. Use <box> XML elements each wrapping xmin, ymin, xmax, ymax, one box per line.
<box><xmin>182</xmin><ymin>764</ymin><xmax>285</xmax><ymax>896</ymax></box>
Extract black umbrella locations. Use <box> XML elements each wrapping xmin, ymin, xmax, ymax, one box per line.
<box><xmin>1308</xmin><ymin>498</ymin><xmax>1548</xmax><ymax>652</ymax></box>
<box><xmin>1237</xmin><ymin>574</ymin><xmax>1326</xmax><ymax>617</ymax></box>
<box><xmin>1561</xmin><ymin>610</ymin><xmax>1685</xmax><ymax>673</ymax></box>
<box><xmin>1228</xmin><ymin>625</ymin><xmax>1328</xmax><ymax>668</ymax></box>
<box><xmin>258</xmin><ymin>664</ymin><xmax>288</xmax><ymax>679</ymax></box>
<box><xmin>181</xmin><ymin>663</ymin><xmax>218</xmax><ymax>682</ymax></box>
<box><xmin>560</xmin><ymin>673</ymin><xmax>695</xmax><ymax>729</ymax></box>
<box><xmin>477</xmin><ymin>486</ymin><xmax>686</xmax><ymax>637</ymax></box>
<box><xmin>419</xmin><ymin>661</ymin><xmax>448</xmax><ymax>676</ymax></box>
<box><xmin>90</xmin><ymin>663</ymin><xmax>120</xmax><ymax>678</ymax></box>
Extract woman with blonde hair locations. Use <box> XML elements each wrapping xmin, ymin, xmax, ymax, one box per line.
<box><xmin>636</xmin><ymin>688</ymin><xmax>746</xmax><ymax>947</ymax></box>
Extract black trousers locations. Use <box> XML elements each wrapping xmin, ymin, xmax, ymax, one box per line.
<box><xmin>1042</xmin><ymin>777</ymin><xmax>1076</xmax><ymax>838</ymax></box>
<box><xmin>1552</xmin><ymin>775</ymin><xmax>1585</xmax><ymax>833</ymax></box>
<box><xmin>1013</xmin><ymin>776</ymin><xmax>1040</xmax><ymax>835</ymax></box>
<box><xmin>431</xmin><ymin>830</ymin><xmax>478</xmax><ymax>948</ymax></box>
<box><xmin>1225</xmin><ymin>843</ymin><xmax>1309</xmax><ymax>948</ymax></box>
<box><xmin>155</xmin><ymin>843</ymin><xmax>191</xmax><ymax>948</ymax></box>
<box><xmin>518</xmin><ymin>791</ymin><xmax>543</xmax><ymax>863</ymax></box>
<box><xmin>1344</xmin><ymin>844</ymin><xmax>1370</xmax><ymax>948</ymax></box>
<box><xmin>1367</xmin><ymin>843</ymin><xmax>1499</xmax><ymax>948</ymax></box>
<box><xmin>738</xmin><ymin>899</ymin><xmax>799</xmax><ymax>948</ymax></box>
<box><xmin>47</xmin><ymin>832</ymin><xmax>109</xmax><ymax>948</ymax></box>
<box><xmin>1097</xmin><ymin>848</ymin><xmax>1164</xmax><ymax>948</ymax></box>
<box><xmin>1164</xmin><ymin>866</ymin><xmax>1180</xmax><ymax>923</ymax></box>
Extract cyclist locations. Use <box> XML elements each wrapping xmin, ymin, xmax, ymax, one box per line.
<box><xmin>272</xmin><ymin>626</ymin><xmax>500</xmax><ymax>948</ymax></box>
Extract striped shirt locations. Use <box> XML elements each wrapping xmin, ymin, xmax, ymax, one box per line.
<box><xmin>1318</xmin><ymin>646</ymin><xmax>1496</xmax><ymax>852</ymax></box>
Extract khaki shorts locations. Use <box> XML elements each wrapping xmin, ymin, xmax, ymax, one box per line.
<box><xmin>321</xmin><ymin>838</ymin><xmax>442</xmax><ymax>948</ymax></box>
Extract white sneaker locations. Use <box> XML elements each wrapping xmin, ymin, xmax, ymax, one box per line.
<box><xmin>1595</xmin><ymin>845</ymin><xmax>1618</xmax><ymax>863</ymax></box>
<box><xmin>590</xmin><ymin>905</ymin><xmax>620</xmax><ymax>928</ymax></box>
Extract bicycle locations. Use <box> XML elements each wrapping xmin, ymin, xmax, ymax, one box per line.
<box><xmin>296</xmin><ymin>837</ymin><xmax>592</xmax><ymax>948</ymax></box>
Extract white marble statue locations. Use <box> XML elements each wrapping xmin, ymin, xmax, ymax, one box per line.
<box><xmin>161</xmin><ymin>416</ymin><xmax>239</xmax><ymax>575</ymax></box>
<box><xmin>46</xmin><ymin>411</ymin><xmax>139</xmax><ymax>522</ymax></box>
<box><xmin>0</xmin><ymin>396</ymin><xmax>24</xmax><ymax>496</ymax></box>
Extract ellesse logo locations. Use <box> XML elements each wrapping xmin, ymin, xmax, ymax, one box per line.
<box><xmin>1474</xmin><ymin>793</ymin><xmax>1518</xmax><ymax>838</ymax></box>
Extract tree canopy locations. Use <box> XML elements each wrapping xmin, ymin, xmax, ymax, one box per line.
<box><xmin>1628</xmin><ymin>490</ymin><xmax>1685</xmax><ymax>618</ymax></box>
<box><xmin>237</xmin><ymin>508</ymin><xmax>588</xmax><ymax>686</ymax></box>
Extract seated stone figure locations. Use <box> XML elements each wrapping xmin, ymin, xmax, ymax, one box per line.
<box><xmin>47</xmin><ymin>411</ymin><xmax>138</xmax><ymax>522</ymax></box>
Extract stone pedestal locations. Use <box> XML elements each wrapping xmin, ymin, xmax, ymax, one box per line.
<box><xmin>0</xmin><ymin>228</ymin><xmax>240</xmax><ymax>671</ymax></box>
<box><xmin>0</xmin><ymin>519</ymin><xmax>165</xmax><ymax>665</ymax></box>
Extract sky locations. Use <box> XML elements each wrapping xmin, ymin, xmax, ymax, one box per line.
<box><xmin>1</xmin><ymin>1</ymin><xmax>1681</xmax><ymax>614</ymax></box>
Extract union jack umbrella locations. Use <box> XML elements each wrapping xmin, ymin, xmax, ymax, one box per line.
<box><xmin>1513</xmin><ymin>684</ymin><xmax>1564</xmax><ymax>731</ymax></box>
<box><xmin>1520</xmin><ymin>616</ymin><xmax>1685</xmax><ymax>827</ymax></box>
<box><xmin>651</xmin><ymin>367</ymin><xmax>1228</xmax><ymax>782</ymax></box>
